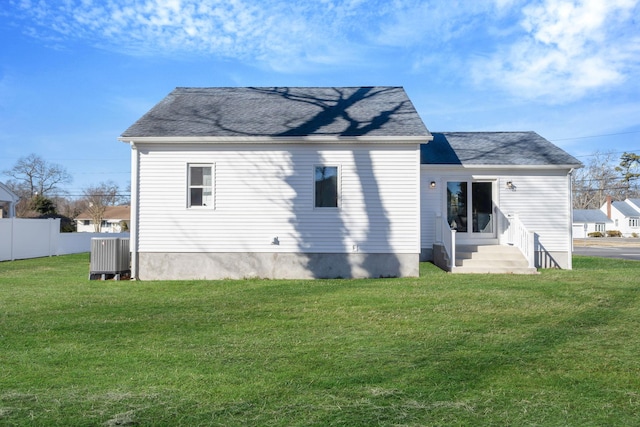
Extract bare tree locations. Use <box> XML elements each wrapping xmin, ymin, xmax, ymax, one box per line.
<box><xmin>2</xmin><ymin>153</ymin><xmax>72</xmax><ymax>199</ymax></box>
<box><xmin>572</xmin><ymin>151</ymin><xmax>623</xmax><ymax>209</ymax></box>
<box><xmin>82</xmin><ymin>181</ymin><xmax>121</xmax><ymax>232</ymax></box>
<box><xmin>55</xmin><ymin>196</ymin><xmax>88</xmax><ymax>220</ymax></box>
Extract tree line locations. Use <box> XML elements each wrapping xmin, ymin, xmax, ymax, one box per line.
<box><xmin>572</xmin><ymin>152</ymin><xmax>640</xmax><ymax>209</ymax></box>
<box><xmin>2</xmin><ymin>154</ymin><xmax>129</xmax><ymax>232</ymax></box>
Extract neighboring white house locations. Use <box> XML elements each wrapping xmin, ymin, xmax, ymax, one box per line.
<box><xmin>572</xmin><ymin>209</ymin><xmax>613</xmax><ymax>238</ymax></box>
<box><xmin>0</xmin><ymin>182</ymin><xmax>19</xmax><ymax>218</ymax></box>
<box><xmin>119</xmin><ymin>87</ymin><xmax>581</xmax><ymax>280</ymax></box>
<box><xmin>601</xmin><ymin>198</ymin><xmax>640</xmax><ymax>237</ymax></box>
<box><xmin>76</xmin><ymin>205</ymin><xmax>131</xmax><ymax>233</ymax></box>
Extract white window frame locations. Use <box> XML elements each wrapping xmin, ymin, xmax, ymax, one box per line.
<box><xmin>595</xmin><ymin>223</ymin><xmax>605</xmax><ymax>232</ymax></box>
<box><xmin>187</xmin><ymin>163</ymin><xmax>214</xmax><ymax>209</ymax></box>
<box><xmin>313</xmin><ymin>165</ymin><xmax>340</xmax><ymax>209</ymax></box>
<box><xmin>630</xmin><ymin>217</ymin><xmax>639</xmax><ymax>228</ymax></box>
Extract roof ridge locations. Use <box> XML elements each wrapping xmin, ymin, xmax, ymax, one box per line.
<box><xmin>173</xmin><ymin>85</ymin><xmax>403</xmax><ymax>89</ymax></box>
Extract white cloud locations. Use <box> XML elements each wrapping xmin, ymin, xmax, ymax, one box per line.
<box><xmin>7</xmin><ymin>0</ymin><xmax>640</xmax><ymax>97</ymax></box>
<box><xmin>472</xmin><ymin>0</ymin><xmax>640</xmax><ymax>103</ymax></box>
<box><xmin>7</xmin><ymin>0</ymin><xmax>375</xmax><ymax>71</ymax></box>
<box><xmin>372</xmin><ymin>1</ymin><xmax>494</xmax><ymax>48</ymax></box>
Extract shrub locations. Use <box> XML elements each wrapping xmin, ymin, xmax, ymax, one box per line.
<box><xmin>632</xmin><ymin>232</ymin><xmax>639</xmax><ymax>238</ymax></box>
<box><xmin>606</xmin><ymin>230</ymin><xmax>622</xmax><ymax>237</ymax></box>
<box><xmin>588</xmin><ymin>231</ymin><xmax>604</xmax><ymax>238</ymax></box>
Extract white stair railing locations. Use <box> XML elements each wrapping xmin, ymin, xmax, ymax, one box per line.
<box><xmin>436</xmin><ymin>214</ymin><xmax>456</xmax><ymax>269</ymax></box>
<box><xmin>506</xmin><ymin>214</ymin><xmax>535</xmax><ymax>268</ymax></box>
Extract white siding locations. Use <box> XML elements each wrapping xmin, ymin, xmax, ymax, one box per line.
<box><xmin>420</xmin><ymin>167</ymin><xmax>573</xmax><ymax>252</ymax></box>
<box><xmin>136</xmin><ymin>142</ymin><xmax>420</xmax><ymax>254</ymax></box>
<box><xmin>498</xmin><ymin>171</ymin><xmax>572</xmax><ymax>252</ymax></box>
<box><xmin>420</xmin><ymin>173</ymin><xmax>441</xmax><ymax>247</ymax></box>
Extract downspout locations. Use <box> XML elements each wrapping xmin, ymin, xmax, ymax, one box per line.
<box><xmin>568</xmin><ymin>168</ymin><xmax>575</xmax><ymax>270</ymax></box>
<box><xmin>415</xmin><ymin>143</ymin><xmax>421</xmax><ymax>259</ymax></box>
<box><xmin>129</xmin><ymin>142</ymin><xmax>139</xmax><ymax>280</ymax></box>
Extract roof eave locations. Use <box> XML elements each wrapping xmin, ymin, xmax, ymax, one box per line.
<box><xmin>421</xmin><ymin>163</ymin><xmax>582</xmax><ymax>169</ymax></box>
<box><xmin>118</xmin><ymin>135</ymin><xmax>433</xmax><ymax>144</ymax></box>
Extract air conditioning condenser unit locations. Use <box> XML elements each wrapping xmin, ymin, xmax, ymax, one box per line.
<box><xmin>89</xmin><ymin>237</ymin><xmax>130</xmax><ymax>280</ymax></box>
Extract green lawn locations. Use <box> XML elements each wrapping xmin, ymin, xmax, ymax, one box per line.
<box><xmin>1</xmin><ymin>254</ymin><xmax>639</xmax><ymax>426</ymax></box>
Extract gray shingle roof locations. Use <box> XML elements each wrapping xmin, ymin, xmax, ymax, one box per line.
<box><xmin>612</xmin><ymin>201</ymin><xmax>640</xmax><ymax>217</ymax></box>
<box><xmin>121</xmin><ymin>87</ymin><xmax>430</xmax><ymax>139</ymax></box>
<box><xmin>420</xmin><ymin>132</ymin><xmax>582</xmax><ymax>167</ymax></box>
<box><xmin>573</xmin><ymin>209</ymin><xmax>612</xmax><ymax>223</ymax></box>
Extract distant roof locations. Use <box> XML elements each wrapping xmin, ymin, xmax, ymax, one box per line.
<box><xmin>573</xmin><ymin>209</ymin><xmax>612</xmax><ymax>223</ymax></box>
<box><xmin>120</xmin><ymin>87</ymin><xmax>431</xmax><ymax>140</ymax></box>
<box><xmin>0</xmin><ymin>182</ymin><xmax>19</xmax><ymax>202</ymax></box>
<box><xmin>420</xmin><ymin>132</ymin><xmax>582</xmax><ymax>167</ymax></box>
<box><xmin>627</xmin><ymin>198</ymin><xmax>640</xmax><ymax>209</ymax></box>
<box><xmin>612</xmin><ymin>201</ymin><xmax>640</xmax><ymax>217</ymax></box>
<box><xmin>77</xmin><ymin>205</ymin><xmax>131</xmax><ymax>221</ymax></box>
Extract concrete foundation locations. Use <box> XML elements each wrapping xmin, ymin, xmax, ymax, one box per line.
<box><xmin>419</xmin><ymin>247</ymin><xmax>433</xmax><ymax>262</ymax></box>
<box><xmin>431</xmin><ymin>244</ymin><xmax>450</xmax><ymax>272</ymax></box>
<box><xmin>137</xmin><ymin>252</ymin><xmax>419</xmax><ymax>280</ymax></box>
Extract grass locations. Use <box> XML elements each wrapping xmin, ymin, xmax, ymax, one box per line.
<box><xmin>1</xmin><ymin>254</ymin><xmax>639</xmax><ymax>426</ymax></box>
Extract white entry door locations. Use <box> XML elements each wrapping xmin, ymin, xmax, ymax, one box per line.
<box><xmin>446</xmin><ymin>180</ymin><xmax>496</xmax><ymax>242</ymax></box>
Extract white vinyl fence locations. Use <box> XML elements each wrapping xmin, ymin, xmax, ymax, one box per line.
<box><xmin>0</xmin><ymin>218</ymin><xmax>129</xmax><ymax>261</ymax></box>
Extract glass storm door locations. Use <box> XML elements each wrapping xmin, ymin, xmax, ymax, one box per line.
<box><xmin>447</xmin><ymin>181</ymin><xmax>495</xmax><ymax>239</ymax></box>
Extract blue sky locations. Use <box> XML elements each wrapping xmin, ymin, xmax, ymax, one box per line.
<box><xmin>1</xmin><ymin>0</ymin><xmax>639</xmax><ymax>198</ymax></box>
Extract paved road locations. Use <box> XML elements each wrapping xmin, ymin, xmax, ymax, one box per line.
<box><xmin>573</xmin><ymin>245</ymin><xmax>640</xmax><ymax>261</ymax></box>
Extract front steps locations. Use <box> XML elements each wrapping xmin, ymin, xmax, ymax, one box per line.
<box><xmin>452</xmin><ymin>245</ymin><xmax>538</xmax><ymax>274</ymax></box>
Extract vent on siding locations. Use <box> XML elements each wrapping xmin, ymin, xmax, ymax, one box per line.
<box><xmin>89</xmin><ymin>237</ymin><xmax>130</xmax><ymax>280</ymax></box>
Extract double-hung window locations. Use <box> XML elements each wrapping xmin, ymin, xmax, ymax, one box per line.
<box><xmin>314</xmin><ymin>166</ymin><xmax>339</xmax><ymax>208</ymax></box>
<box><xmin>630</xmin><ymin>217</ymin><xmax>639</xmax><ymax>228</ymax></box>
<box><xmin>188</xmin><ymin>164</ymin><xmax>213</xmax><ymax>208</ymax></box>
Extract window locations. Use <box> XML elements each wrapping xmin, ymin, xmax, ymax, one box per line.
<box><xmin>188</xmin><ymin>164</ymin><xmax>213</xmax><ymax>207</ymax></box>
<box><xmin>595</xmin><ymin>223</ymin><xmax>605</xmax><ymax>232</ymax></box>
<box><xmin>630</xmin><ymin>217</ymin><xmax>639</xmax><ymax>228</ymax></box>
<box><xmin>315</xmin><ymin>166</ymin><xmax>339</xmax><ymax>208</ymax></box>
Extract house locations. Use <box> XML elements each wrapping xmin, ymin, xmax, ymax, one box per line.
<box><xmin>572</xmin><ymin>209</ymin><xmax>613</xmax><ymax>238</ymax></box>
<box><xmin>119</xmin><ymin>87</ymin><xmax>581</xmax><ymax>280</ymax></box>
<box><xmin>601</xmin><ymin>197</ymin><xmax>640</xmax><ymax>237</ymax></box>
<box><xmin>0</xmin><ymin>182</ymin><xmax>19</xmax><ymax>218</ymax></box>
<box><xmin>76</xmin><ymin>205</ymin><xmax>131</xmax><ymax>233</ymax></box>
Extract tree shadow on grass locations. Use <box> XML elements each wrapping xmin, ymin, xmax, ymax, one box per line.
<box><xmin>302</xmin><ymin>285</ymin><xmax>640</xmax><ymax>424</ymax></box>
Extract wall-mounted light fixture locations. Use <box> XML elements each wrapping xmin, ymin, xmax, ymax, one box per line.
<box><xmin>506</xmin><ymin>181</ymin><xmax>514</xmax><ymax>189</ymax></box>
<box><xmin>430</xmin><ymin>181</ymin><xmax>437</xmax><ymax>189</ymax></box>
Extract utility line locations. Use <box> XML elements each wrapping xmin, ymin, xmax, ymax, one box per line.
<box><xmin>550</xmin><ymin>130</ymin><xmax>640</xmax><ymax>141</ymax></box>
